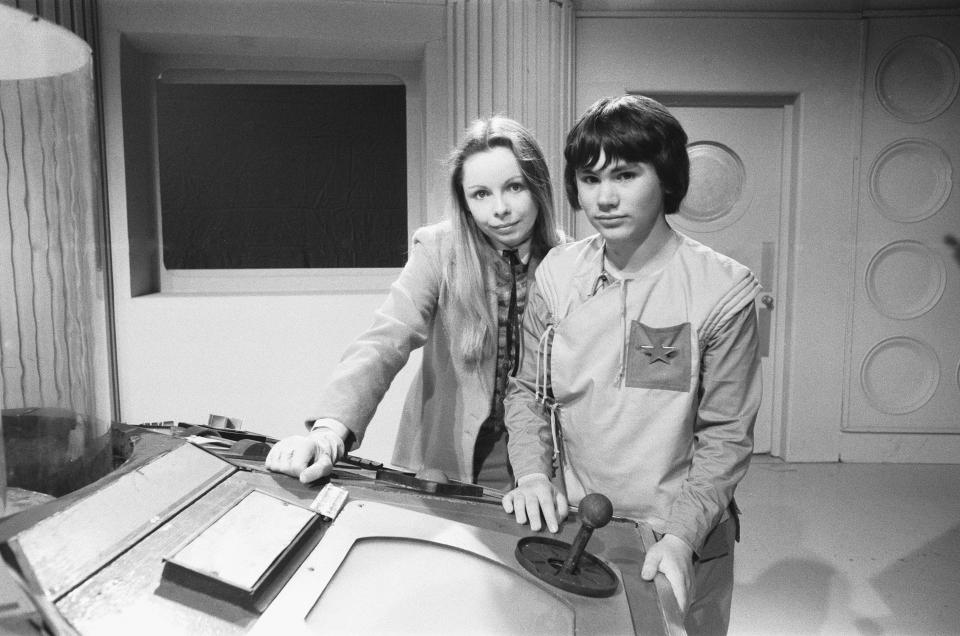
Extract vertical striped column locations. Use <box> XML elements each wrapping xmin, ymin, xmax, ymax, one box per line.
<box><xmin>1</xmin><ymin>67</ymin><xmax>99</xmax><ymax>417</ymax></box>
<box><xmin>1</xmin><ymin>5</ymin><xmax>109</xmax><ymax>498</ymax></box>
<box><xmin>448</xmin><ymin>0</ymin><xmax>575</xmax><ymax>229</ymax></box>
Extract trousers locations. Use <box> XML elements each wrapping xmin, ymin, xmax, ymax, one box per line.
<box><xmin>684</xmin><ymin>514</ymin><xmax>738</xmax><ymax>635</ymax></box>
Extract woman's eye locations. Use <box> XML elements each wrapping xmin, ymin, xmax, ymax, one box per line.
<box><xmin>472</xmin><ymin>190</ymin><xmax>489</xmax><ymax>200</ymax></box>
<box><xmin>578</xmin><ymin>174</ymin><xmax>598</xmax><ymax>184</ymax></box>
<box><xmin>617</xmin><ymin>171</ymin><xmax>636</xmax><ymax>181</ymax></box>
<box><xmin>508</xmin><ymin>182</ymin><xmax>526</xmax><ymax>192</ymax></box>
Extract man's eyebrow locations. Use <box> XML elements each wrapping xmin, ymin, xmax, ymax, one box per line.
<box><xmin>608</xmin><ymin>159</ymin><xmax>644</xmax><ymax>171</ymax></box>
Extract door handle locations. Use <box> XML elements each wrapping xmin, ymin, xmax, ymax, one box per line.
<box><xmin>757</xmin><ymin>294</ymin><xmax>774</xmax><ymax>357</ymax></box>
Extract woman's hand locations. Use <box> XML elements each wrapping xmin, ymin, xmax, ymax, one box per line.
<box><xmin>640</xmin><ymin>533</ymin><xmax>695</xmax><ymax>614</ymax></box>
<box><xmin>264</xmin><ymin>423</ymin><xmax>346</xmax><ymax>483</ymax></box>
<box><xmin>501</xmin><ymin>473</ymin><xmax>568</xmax><ymax>532</ymax></box>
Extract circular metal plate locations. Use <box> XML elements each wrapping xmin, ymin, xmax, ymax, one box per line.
<box><xmin>876</xmin><ymin>36</ymin><xmax>959</xmax><ymax>123</ymax></box>
<box><xmin>860</xmin><ymin>337</ymin><xmax>940</xmax><ymax>415</ymax></box>
<box><xmin>868</xmin><ymin>138</ymin><xmax>952</xmax><ymax>222</ymax></box>
<box><xmin>515</xmin><ymin>536</ymin><xmax>618</xmax><ymax>598</ymax></box>
<box><xmin>676</xmin><ymin>141</ymin><xmax>748</xmax><ymax>232</ymax></box>
<box><xmin>865</xmin><ymin>240</ymin><xmax>946</xmax><ymax>320</ymax></box>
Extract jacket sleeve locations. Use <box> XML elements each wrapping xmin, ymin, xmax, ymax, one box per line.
<box><xmin>312</xmin><ymin>228</ymin><xmax>443</xmax><ymax>446</ymax></box>
<box><xmin>662</xmin><ymin>301</ymin><xmax>761</xmax><ymax>553</ymax></box>
<box><xmin>504</xmin><ymin>273</ymin><xmax>558</xmax><ymax>480</ymax></box>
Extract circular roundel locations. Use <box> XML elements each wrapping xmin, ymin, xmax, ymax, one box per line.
<box><xmin>865</xmin><ymin>240</ymin><xmax>946</xmax><ymax>320</ymax></box>
<box><xmin>868</xmin><ymin>138</ymin><xmax>952</xmax><ymax>222</ymax></box>
<box><xmin>677</xmin><ymin>142</ymin><xmax>747</xmax><ymax>230</ymax></box>
<box><xmin>860</xmin><ymin>337</ymin><xmax>940</xmax><ymax>415</ymax></box>
<box><xmin>876</xmin><ymin>35</ymin><xmax>959</xmax><ymax>123</ymax></box>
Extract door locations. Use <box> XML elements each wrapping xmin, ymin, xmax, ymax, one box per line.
<box><xmin>656</xmin><ymin>101</ymin><xmax>790</xmax><ymax>454</ymax></box>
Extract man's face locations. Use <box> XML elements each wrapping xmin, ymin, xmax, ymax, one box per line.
<box><xmin>575</xmin><ymin>150</ymin><xmax>665</xmax><ymax>250</ymax></box>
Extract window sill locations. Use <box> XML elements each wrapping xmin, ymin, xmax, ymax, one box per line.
<box><xmin>156</xmin><ymin>268</ymin><xmax>402</xmax><ymax>295</ymax></box>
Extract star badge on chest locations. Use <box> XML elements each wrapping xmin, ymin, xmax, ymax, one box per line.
<box><xmin>639</xmin><ymin>341</ymin><xmax>677</xmax><ymax>364</ymax></box>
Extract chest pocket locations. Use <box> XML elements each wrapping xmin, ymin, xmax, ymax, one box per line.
<box><xmin>624</xmin><ymin>321</ymin><xmax>692</xmax><ymax>392</ymax></box>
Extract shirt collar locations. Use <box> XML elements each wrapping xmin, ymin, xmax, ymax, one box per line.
<box><xmin>504</xmin><ymin>239</ymin><xmax>532</xmax><ymax>265</ymax></box>
<box><xmin>600</xmin><ymin>229</ymin><xmax>680</xmax><ymax>279</ymax></box>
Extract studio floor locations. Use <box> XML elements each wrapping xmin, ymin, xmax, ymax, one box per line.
<box><xmin>729</xmin><ymin>456</ymin><xmax>960</xmax><ymax>636</ymax></box>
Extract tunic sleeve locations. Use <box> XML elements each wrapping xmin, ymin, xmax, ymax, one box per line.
<box><xmin>662</xmin><ymin>301</ymin><xmax>761</xmax><ymax>553</ymax></box>
<box><xmin>504</xmin><ymin>273</ymin><xmax>559</xmax><ymax>480</ymax></box>
<box><xmin>312</xmin><ymin>227</ymin><xmax>443</xmax><ymax>445</ymax></box>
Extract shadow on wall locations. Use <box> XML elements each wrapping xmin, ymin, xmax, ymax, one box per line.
<box><xmin>945</xmin><ymin>234</ymin><xmax>960</xmax><ymax>266</ymax></box>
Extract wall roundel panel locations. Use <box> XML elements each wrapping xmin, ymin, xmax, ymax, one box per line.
<box><xmin>865</xmin><ymin>240</ymin><xmax>946</xmax><ymax>319</ymax></box>
<box><xmin>868</xmin><ymin>138</ymin><xmax>952</xmax><ymax>222</ymax></box>
<box><xmin>875</xmin><ymin>35</ymin><xmax>959</xmax><ymax>123</ymax></box>
<box><xmin>676</xmin><ymin>142</ymin><xmax>747</xmax><ymax>231</ymax></box>
<box><xmin>860</xmin><ymin>336</ymin><xmax>940</xmax><ymax>415</ymax></box>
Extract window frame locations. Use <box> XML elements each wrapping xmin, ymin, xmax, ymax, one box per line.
<box><xmin>142</xmin><ymin>61</ymin><xmax>424</xmax><ymax>294</ymax></box>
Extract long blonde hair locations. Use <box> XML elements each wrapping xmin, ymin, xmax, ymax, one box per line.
<box><xmin>446</xmin><ymin>116</ymin><xmax>561</xmax><ymax>364</ymax></box>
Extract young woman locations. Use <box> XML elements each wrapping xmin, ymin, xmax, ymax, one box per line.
<box><xmin>501</xmin><ymin>95</ymin><xmax>761</xmax><ymax>634</ymax></box>
<box><xmin>266</xmin><ymin>116</ymin><xmax>563</xmax><ymax>490</ymax></box>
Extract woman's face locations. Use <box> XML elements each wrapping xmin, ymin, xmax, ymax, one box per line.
<box><xmin>461</xmin><ymin>146</ymin><xmax>538</xmax><ymax>251</ymax></box>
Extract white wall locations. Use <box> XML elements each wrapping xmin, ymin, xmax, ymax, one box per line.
<box><xmin>119</xmin><ymin>293</ymin><xmax>421</xmax><ymax>464</ymax></box>
<box><xmin>98</xmin><ymin>1</ymin><xmax>959</xmax><ymax>466</ymax></box>
<box><xmin>98</xmin><ymin>0</ymin><xmax>448</xmax><ymax>465</ymax></box>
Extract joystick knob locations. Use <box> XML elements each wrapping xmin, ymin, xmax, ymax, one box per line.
<box><xmin>514</xmin><ymin>493</ymin><xmax>618</xmax><ymax>597</ymax></box>
<box><xmin>561</xmin><ymin>493</ymin><xmax>614</xmax><ymax>574</ymax></box>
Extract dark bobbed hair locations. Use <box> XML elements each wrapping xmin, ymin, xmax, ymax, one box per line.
<box><xmin>563</xmin><ymin>94</ymin><xmax>689</xmax><ymax>214</ymax></box>
<box><xmin>449</xmin><ymin>116</ymin><xmax>559</xmax><ymax>259</ymax></box>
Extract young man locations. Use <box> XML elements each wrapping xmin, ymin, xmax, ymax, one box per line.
<box><xmin>501</xmin><ymin>95</ymin><xmax>761</xmax><ymax>634</ymax></box>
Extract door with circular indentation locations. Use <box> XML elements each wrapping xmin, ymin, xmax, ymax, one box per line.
<box><xmin>661</xmin><ymin>101</ymin><xmax>790</xmax><ymax>455</ymax></box>
<box><xmin>847</xmin><ymin>18</ymin><xmax>960</xmax><ymax>449</ymax></box>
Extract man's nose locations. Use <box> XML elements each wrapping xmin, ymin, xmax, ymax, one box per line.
<box><xmin>597</xmin><ymin>180</ymin><xmax>617</xmax><ymax>209</ymax></box>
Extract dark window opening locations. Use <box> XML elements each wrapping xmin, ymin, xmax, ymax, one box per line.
<box><xmin>156</xmin><ymin>83</ymin><xmax>407</xmax><ymax>269</ymax></box>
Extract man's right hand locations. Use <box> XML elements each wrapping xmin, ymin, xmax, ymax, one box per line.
<box><xmin>265</xmin><ymin>422</ymin><xmax>347</xmax><ymax>483</ymax></box>
<box><xmin>501</xmin><ymin>473</ymin><xmax>568</xmax><ymax>533</ymax></box>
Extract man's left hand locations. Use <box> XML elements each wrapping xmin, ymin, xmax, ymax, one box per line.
<box><xmin>640</xmin><ymin>533</ymin><xmax>695</xmax><ymax>614</ymax></box>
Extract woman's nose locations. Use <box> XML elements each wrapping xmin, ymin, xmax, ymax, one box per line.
<box><xmin>493</xmin><ymin>195</ymin><xmax>510</xmax><ymax>218</ymax></box>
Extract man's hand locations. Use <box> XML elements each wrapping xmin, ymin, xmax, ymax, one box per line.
<box><xmin>501</xmin><ymin>473</ymin><xmax>568</xmax><ymax>533</ymax></box>
<box><xmin>641</xmin><ymin>533</ymin><xmax>695</xmax><ymax>614</ymax></box>
<box><xmin>264</xmin><ymin>423</ymin><xmax>346</xmax><ymax>483</ymax></box>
